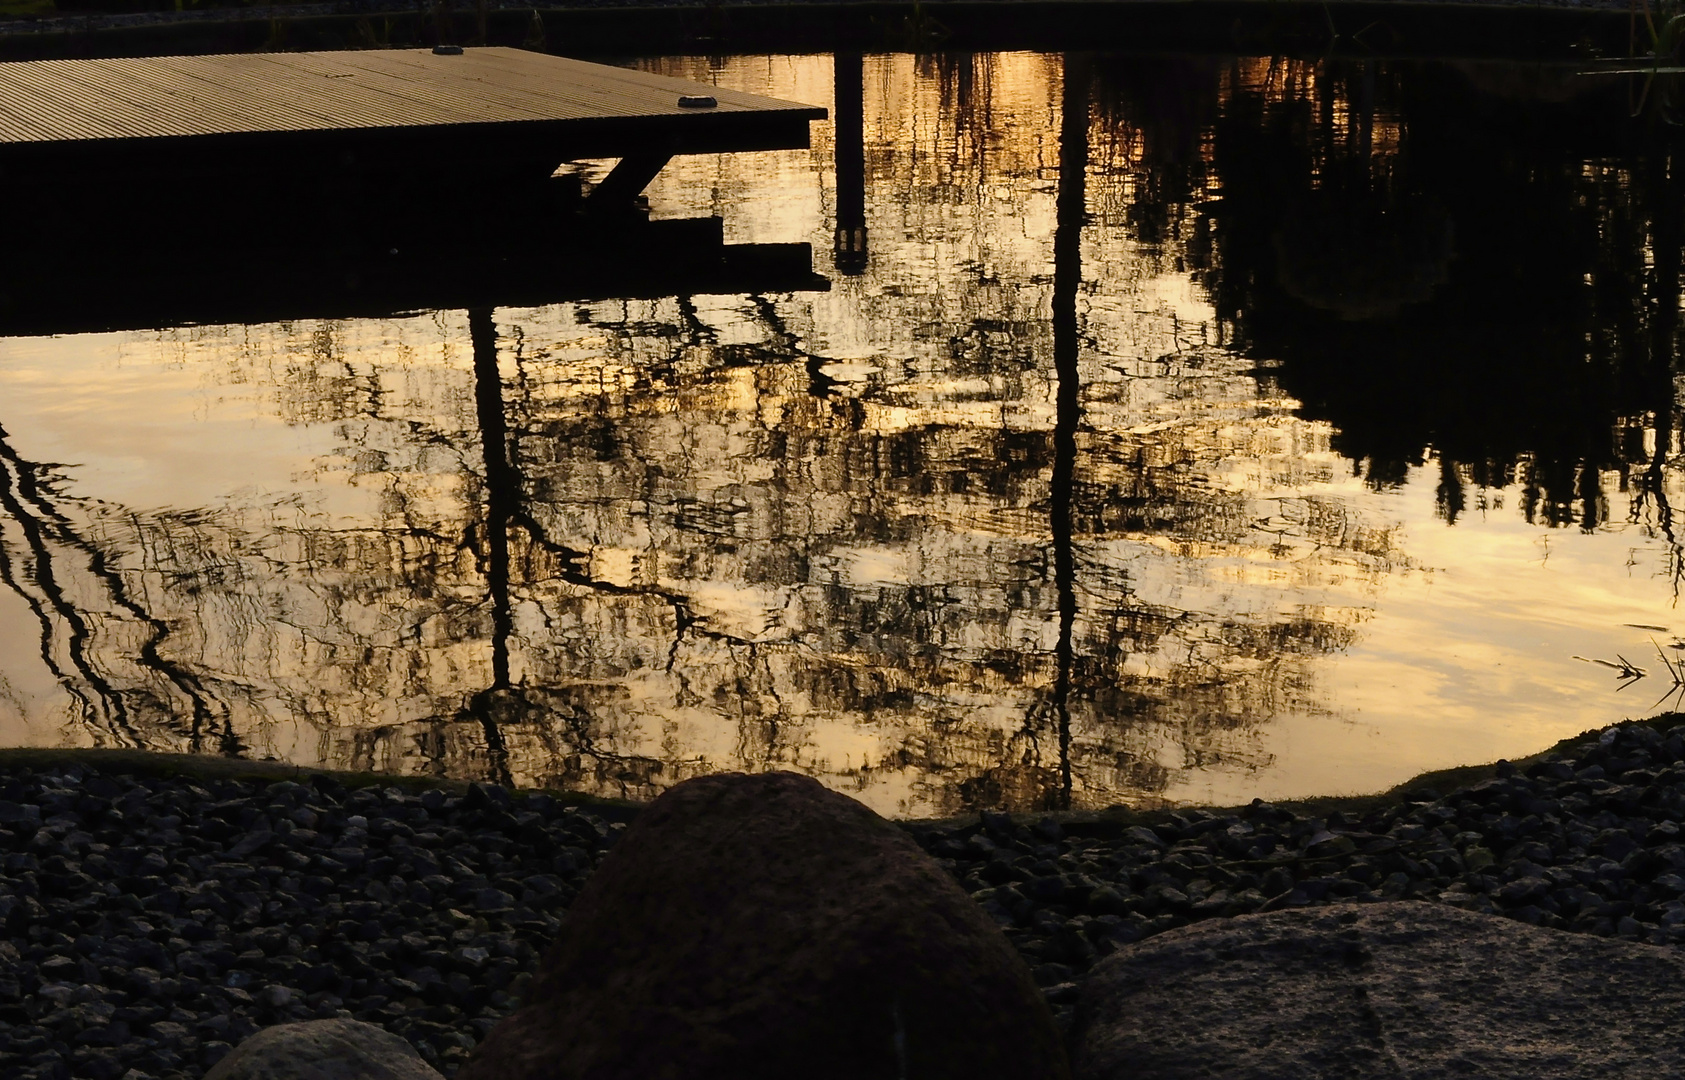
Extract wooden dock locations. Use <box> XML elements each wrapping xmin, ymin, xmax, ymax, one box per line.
<box><xmin>0</xmin><ymin>220</ymin><xmax>830</xmax><ymax>337</ymax></box>
<box><xmin>0</xmin><ymin>46</ymin><xmax>825</xmax><ymax>201</ymax></box>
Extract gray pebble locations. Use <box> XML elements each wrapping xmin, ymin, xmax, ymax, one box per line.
<box><xmin>8</xmin><ymin>720</ymin><xmax>1685</xmax><ymax>1074</ymax></box>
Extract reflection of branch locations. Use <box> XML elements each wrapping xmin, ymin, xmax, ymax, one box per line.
<box><xmin>0</xmin><ymin>474</ymin><xmax>100</xmax><ymax>729</ymax></box>
<box><xmin>0</xmin><ymin>442</ymin><xmax>129</xmax><ymax>738</ymax></box>
<box><xmin>0</xmin><ymin>423</ymin><xmax>230</xmax><ymax>748</ymax></box>
<box><xmin>675</xmin><ymin>295</ymin><xmax>719</xmax><ymax>347</ymax></box>
<box><xmin>1633</xmin><ymin>447</ymin><xmax>1685</xmax><ymax>603</ymax></box>
<box><xmin>1572</xmin><ymin>652</ymin><xmax>1647</xmax><ymax>683</ymax></box>
<box><xmin>1649</xmin><ymin>638</ymin><xmax>1685</xmax><ymax>709</ymax></box>
<box><xmin>748</xmin><ymin>292</ymin><xmax>841</xmax><ymax>400</ymax></box>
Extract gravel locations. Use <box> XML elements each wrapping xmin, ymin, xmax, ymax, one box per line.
<box><xmin>4</xmin><ymin>718</ymin><xmax>1685</xmax><ymax>1079</ymax></box>
<box><xmin>0</xmin><ymin>775</ymin><xmax>622</xmax><ymax>1080</ymax></box>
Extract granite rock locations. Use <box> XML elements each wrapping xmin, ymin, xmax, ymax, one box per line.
<box><xmin>201</xmin><ymin>1018</ymin><xmax>445</xmax><ymax>1080</ymax></box>
<box><xmin>1074</xmin><ymin>900</ymin><xmax>1685</xmax><ymax>1079</ymax></box>
<box><xmin>459</xmin><ymin>770</ymin><xmax>1068</xmax><ymax>1080</ymax></box>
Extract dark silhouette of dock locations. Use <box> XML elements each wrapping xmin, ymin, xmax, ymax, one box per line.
<box><xmin>0</xmin><ymin>46</ymin><xmax>825</xmax><ymax>199</ymax></box>
<box><xmin>0</xmin><ymin>46</ymin><xmax>831</xmax><ymax>334</ymax></box>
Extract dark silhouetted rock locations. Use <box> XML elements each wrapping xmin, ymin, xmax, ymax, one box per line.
<box><xmin>460</xmin><ymin>771</ymin><xmax>1067</xmax><ymax>1080</ymax></box>
<box><xmin>1075</xmin><ymin>900</ymin><xmax>1685</xmax><ymax>1079</ymax></box>
<box><xmin>202</xmin><ymin>1018</ymin><xmax>444</xmax><ymax>1080</ymax></box>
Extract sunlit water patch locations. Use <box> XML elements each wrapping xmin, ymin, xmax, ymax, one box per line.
<box><xmin>0</xmin><ymin>52</ymin><xmax>1682</xmax><ymax>817</ymax></box>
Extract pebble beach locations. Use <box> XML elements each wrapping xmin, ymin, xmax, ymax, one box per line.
<box><xmin>4</xmin><ymin>717</ymin><xmax>1685</xmax><ymax>1079</ymax></box>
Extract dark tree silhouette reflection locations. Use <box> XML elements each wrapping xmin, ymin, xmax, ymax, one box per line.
<box><xmin>1177</xmin><ymin>58</ymin><xmax>1684</xmax><ymax>541</ymax></box>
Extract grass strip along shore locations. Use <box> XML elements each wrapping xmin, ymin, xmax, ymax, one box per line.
<box><xmin>3</xmin><ymin>714</ymin><xmax>1685</xmax><ymax>1078</ymax></box>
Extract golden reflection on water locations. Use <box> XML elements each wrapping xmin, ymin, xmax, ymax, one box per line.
<box><xmin>0</xmin><ymin>52</ymin><xmax>1681</xmax><ymax>816</ymax></box>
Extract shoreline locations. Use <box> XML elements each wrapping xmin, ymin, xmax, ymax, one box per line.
<box><xmin>4</xmin><ymin>714</ymin><xmax>1685</xmax><ymax>1079</ymax></box>
<box><xmin>3</xmin><ymin>710</ymin><xmax>1672</xmax><ymax>827</ymax></box>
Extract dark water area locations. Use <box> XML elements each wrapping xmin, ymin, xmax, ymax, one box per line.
<box><xmin>3</xmin><ymin>51</ymin><xmax>1685</xmax><ymax>817</ymax></box>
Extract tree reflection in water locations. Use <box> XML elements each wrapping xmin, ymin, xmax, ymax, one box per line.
<box><xmin>1</xmin><ymin>52</ymin><xmax>1682</xmax><ymax>816</ymax></box>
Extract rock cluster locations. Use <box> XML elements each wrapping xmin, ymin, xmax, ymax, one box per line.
<box><xmin>0</xmin><ymin>771</ymin><xmax>624</xmax><ymax>1080</ymax></box>
<box><xmin>4</xmin><ymin>718</ymin><xmax>1685</xmax><ymax>1079</ymax></box>
<box><xmin>923</xmin><ymin>718</ymin><xmax>1685</xmax><ymax>1029</ymax></box>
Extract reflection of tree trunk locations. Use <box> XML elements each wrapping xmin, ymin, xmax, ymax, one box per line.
<box><xmin>469</xmin><ymin>307</ymin><xmax>515</xmax><ymax>787</ymax></box>
<box><xmin>1643</xmin><ymin>153</ymin><xmax>1682</xmax><ymax>590</ymax></box>
<box><xmin>1049</xmin><ymin>53</ymin><xmax>1090</xmax><ymax>812</ymax></box>
<box><xmin>834</xmin><ymin>51</ymin><xmax>869</xmax><ymax>275</ymax></box>
<box><xmin>1354</xmin><ymin>61</ymin><xmax>1374</xmax><ymax>169</ymax></box>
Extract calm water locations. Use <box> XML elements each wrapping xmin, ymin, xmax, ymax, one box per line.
<box><xmin>2</xmin><ymin>52</ymin><xmax>1683</xmax><ymax>816</ymax></box>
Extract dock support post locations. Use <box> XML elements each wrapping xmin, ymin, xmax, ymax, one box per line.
<box><xmin>833</xmin><ymin>51</ymin><xmax>868</xmax><ymax>274</ymax></box>
<box><xmin>586</xmin><ymin>153</ymin><xmax>673</xmax><ymax>210</ymax></box>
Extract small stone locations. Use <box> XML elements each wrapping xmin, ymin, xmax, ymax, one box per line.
<box><xmin>1042</xmin><ymin>980</ymin><xmax>1081</xmax><ymax>1004</ymax></box>
<box><xmin>1144</xmin><ymin>884</ymin><xmax>1191</xmax><ymax>911</ymax></box>
<box><xmin>1497</xmin><ymin>877</ymin><xmax>1548</xmax><ymax>906</ymax></box>
<box><xmin>452</xmin><ymin>947</ymin><xmax>489</xmax><ymax>969</ymax></box>
<box><xmin>1087</xmin><ymin>886</ymin><xmax>1133</xmax><ymax>918</ymax></box>
<box><xmin>227</xmin><ymin>831</ymin><xmax>274</xmax><ymax>859</ymax></box>
<box><xmin>0</xmin><ymin>800</ymin><xmax>40</xmax><ymax>824</ymax></box>
<box><xmin>473</xmin><ymin>889</ymin><xmax>515</xmax><ymax>914</ymax></box>
<box><xmin>257</xmin><ymin>985</ymin><xmax>295</xmax><ymax>1009</ymax></box>
<box><xmin>1305</xmin><ymin>831</ymin><xmax>1357</xmax><ymax>857</ymax></box>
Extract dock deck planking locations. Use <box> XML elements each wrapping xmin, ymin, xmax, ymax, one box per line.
<box><xmin>0</xmin><ymin>47</ymin><xmax>824</xmax><ymax>146</ymax></box>
<box><xmin>0</xmin><ymin>46</ymin><xmax>825</xmax><ymax>207</ymax></box>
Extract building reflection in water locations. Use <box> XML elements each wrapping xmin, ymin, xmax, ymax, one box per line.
<box><xmin>0</xmin><ymin>52</ymin><xmax>1682</xmax><ymax>816</ymax></box>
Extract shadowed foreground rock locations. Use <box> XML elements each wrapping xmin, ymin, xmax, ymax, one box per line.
<box><xmin>1075</xmin><ymin>900</ymin><xmax>1685</xmax><ymax>1079</ymax></box>
<box><xmin>203</xmin><ymin>1019</ymin><xmax>445</xmax><ymax>1080</ymax></box>
<box><xmin>459</xmin><ymin>770</ymin><xmax>1068</xmax><ymax>1080</ymax></box>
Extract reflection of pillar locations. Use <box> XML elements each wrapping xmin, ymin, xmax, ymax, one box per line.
<box><xmin>1049</xmin><ymin>54</ymin><xmax>1089</xmax><ymax>812</ymax></box>
<box><xmin>833</xmin><ymin>51</ymin><xmax>869</xmax><ymax>275</ymax></box>
<box><xmin>469</xmin><ymin>307</ymin><xmax>515</xmax><ymax>786</ymax></box>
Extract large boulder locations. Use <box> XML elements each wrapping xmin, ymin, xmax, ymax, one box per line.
<box><xmin>1074</xmin><ymin>900</ymin><xmax>1685</xmax><ymax>1079</ymax></box>
<box><xmin>202</xmin><ymin>1018</ymin><xmax>444</xmax><ymax>1080</ymax></box>
<box><xmin>459</xmin><ymin>771</ymin><xmax>1067</xmax><ymax>1080</ymax></box>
